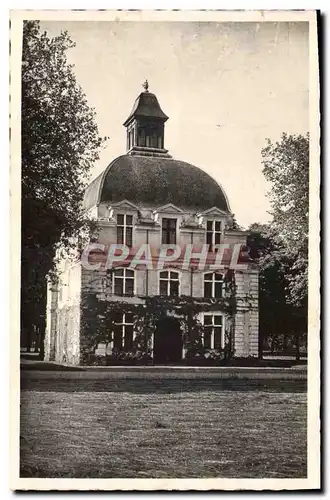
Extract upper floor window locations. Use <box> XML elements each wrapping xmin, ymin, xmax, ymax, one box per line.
<box><xmin>204</xmin><ymin>272</ymin><xmax>223</xmax><ymax>299</ymax></box>
<box><xmin>117</xmin><ymin>214</ymin><xmax>133</xmax><ymax>247</ymax></box>
<box><xmin>113</xmin><ymin>268</ymin><xmax>134</xmax><ymax>296</ymax></box>
<box><xmin>159</xmin><ymin>270</ymin><xmax>180</xmax><ymax>296</ymax></box>
<box><xmin>113</xmin><ymin>312</ymin><xmax>134</xmax><ymax>350</ymax></box>
<box><xmin>202</xmin><ymin>313</ymin><xmax>223</xmax><ymax>349</ymax></box>
<box><xmin>162</xmin><ymin>218</ymin><xmax>177</xmax><ymax>244</ymax></box>
<box><xmin>206</xmin><ymin>220</ymin><xmax>222</xmax><ymax>251</ymax></box>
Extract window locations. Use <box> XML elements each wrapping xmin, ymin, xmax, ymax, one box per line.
<box><xmin>206</xmin><ymin>220</ymin><xmax>222</xmax><ymax>251</ymax></box>
<box><xmin>113</xmin><ymin>268</ymin><xmax>135</xmax><ymax>296</ymax></box>
<box><xmin>204</xmin><ymin>272</ymin><xmax>223</xmax><ymax>298</ymax></box>
<box><xmin>162</xmin><ymin>218</ymin><xmax>177</xmax><ymax>244</ymax></box>
<box><xmin>139</xmin><ymin>129</ymin><xmax>146</xmax><ymax>147</ymax></box>
<box><xmin>113</xmin><ymin>313</ymin><xmax>134</xmax><ymax>350</ymax></box>
<box><xmin>202</xmin><ymin>314</ymin><xmax>223</xmax><ymax>349</ymax></box>
<box><xmin>159</xmin><ymin>270</ymin><xmax>180</xmax><ymax>296</ymax></box>
<box><xmin>117</xmin><ymin>214</ymin><xmax>133</xmax><ymax>247</ymax></box>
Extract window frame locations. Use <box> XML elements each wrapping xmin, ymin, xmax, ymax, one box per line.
<box><xmin>112</xmin><ymin>312</ymin><xmax>135</xmax><ymax>350</ymax></box>
<box><xmin>200</xmin><ymin>312</ymin><xmax>225</xmax><ymax>350</ymax></box>
<box><xmin>161</xmin><ymin>217</ymin><xmax>177</xmax><ymax>245</ymax></box>
<box><xmin>203</xmin><ymin>271</ymin><xmax>224</xmax><ymax>299</ymax></box>
<box><xmin>116</xmin><ymin>213</ymin><xmax>134</xmax><ymax>247</ymax></box>
<box><xmin>206</xmin><ymin>219</ymin><xmax>223</xmax><ymax>251</ymax></box>
<box><xmin>112</xmin><ymin>267</ymin><xmax>135</xmax><ymax>297</ymax></box>
<box><xmin>158</xmin><ymin>269</ymin><xmax>181</xmax><ymax>297</ymax></box>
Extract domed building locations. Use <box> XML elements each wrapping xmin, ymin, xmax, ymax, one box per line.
<box><xmin>45</xmin><ymin>83</ymin><xmax>259</xmax><ymax>365</ymax></box>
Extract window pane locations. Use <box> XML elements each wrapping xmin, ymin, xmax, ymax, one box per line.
<box><xmin>204</xmin><ymin>329</ymin><xmax>212</xmax><ymax>349</ymax></box>
<box><xmin>125</xmin><ymin>313</ymin><xmax>134</xmax><ymax>324</ymax></box>
<box><xmin>112</xmin><ymin>312</ymin><xmax>122</xmax><ymax>324</ymax></box>
<box><xmin>160</xmin><ymin>280</ymin><xmax>168</xmax><ymax>295</ymax></box>
<box><xmin>126</xmin><ymin>215</ymin><xmax>133</xmax><ymax>226</ymax></box>
<box><xmin>169</xmin><ymin>281</ymin><xmax>179</xmax><ymax>296</ymax></box>
<box><xmin>170</xmin><ymin>271</ymin><xmax>179</xmax><ymax>280</ymax></box>
<box><xmin>215</xmin><ymin>232</ymin><xmax>221</xmax><ymax>244</ymax></box>
<box><xmin>204</xmin><ymin>281</ymin><xmax>213</xmax><ymax>298</ymax></box>
<box><xmin>214</xmin><ymin>315</ymin><xmax>223</xmax><ymax>325</ymax></box>
<box><xmin>125</xmin><ymin>278</ymin><xmax>134</xmax><ymax>296</ymax></box>
<box><xmin>206</xmin><ymin>232</ymin><xmax>213</xmax><ymax>245</ymax></box>
<box><xmin>114</xmin><ymin>268</ymin><xmax>124</xmax><ymax>276</ymax></box>
<box><xmin>205</xmin><ymin>273</ymin><xmax>213</xmax><ymax>281</ymax></box>
<box><xmin>169</xmin><ymin>230</ymin><xmax>176</xmax><ymax>244</ymax></box>
<box><xmin>215</xmin><ymin>221</ymin><xmax>221</xmax><ymax>232</ymax></box>
<box><xmin>160</xmin><ymin>271</ymin><xmax>168</xmax><ymax>279</ymax></box>
<box><xmin>126</xmin><ymin>269</ymin><xmax>134</xmax><ymax>277</ymax></box>
<box><xmin>214</xmin><ymin>273</ymin><xmax>223</xmax><ymax>281</ymax></box>
<box><xmin>126</xmin><ymin>227</ymin><xmax>133</xmax><ymax>247</ymax></box>
<box><xmin>113</xmin><ymin>326</ymin><xmax>122</xmax><ymax>349</ymax></box>
<box><xmin>114</xmin><ymin>278</ymin><xmax>123</xmax><ymax>296</ymax></box>
<box><xmin>117</xmin><ymin>227</ymin><xmax>124</xmax><ymax>244</ymax></box>
<box><xmin>117</xmin><ymin>214</ymin><xmax>124</xmax><ymax>225</ymax></box>
<box><xmin>203</xmin><ymin>315</ymin><xmax>212</xmax><ymax>325</ymax></box>
<box><xmin>169</xmin><ymin>219</ymin><xmax>176</xmax><ymax>229</ymax></box>
<box><xmin>124</xmin><ymin>326</ymin><xmax>134</xmax><ymax>350</ymax></box>
<box><xmin>207</xmin><ymin>220</ymin><xmax>213</xmax><ymax>231</ymax></box>
<box><xmin>162</xmin><ymin>218</ymin><xmax>169</xmax><ymax>228</ymax></box>
<box><xmin>214</xmin><ymin>327</ymin><xmax>222</xmax><ymax>349</ymax></box>
<box><xmin>162</xmin><ymin>229</ymin><xmax>168</xmax><ymax>244</ymax></box>
<box><xmin>215</xmin><ymin>282</ymin><xmax>223</xmax><ymax>298</ymax></box>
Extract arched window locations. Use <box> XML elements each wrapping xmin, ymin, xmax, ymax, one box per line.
<box><xmin>113</xmin><ymin>268</ymin><xmax>135</xmax><ymax>296</ymax></box>
<box><xmin>204</xmin><ymin>272</ymin><xmax>223</xmax><ymax>298</ymax></box>
<box><xmin>159</xmin><ymin>270</ymin><xmax>180</xmax><ymax>296</ymax></box>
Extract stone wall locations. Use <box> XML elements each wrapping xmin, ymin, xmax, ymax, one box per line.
<box><xmin>234</xmin><ymin>268</ymin><xmax>259</xmax><ymax>357</ymax></box>
<box><xmin>45</xmin><ymin>262</ymin><xmax>82</xmax><ymax>365</ymax></box>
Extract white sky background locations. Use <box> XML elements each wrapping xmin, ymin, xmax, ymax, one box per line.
<box><xmin>40</xmin><ymin>20</ymin><xmax>309</xmax><ymax>229</ymax></box>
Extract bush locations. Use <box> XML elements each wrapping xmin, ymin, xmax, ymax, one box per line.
<box><xmin>104</xmin><ymin>348</ymin><xmax>153</xmax><ymax>366</ymax></box>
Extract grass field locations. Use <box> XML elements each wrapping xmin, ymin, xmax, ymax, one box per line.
<box><xmin>20</xmin><ymin>375</ymin><xmax>307</xmax><ymax>479</ymax></box>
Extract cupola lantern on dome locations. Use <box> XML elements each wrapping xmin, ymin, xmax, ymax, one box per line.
<box><xmin>123</xmin><ymin>82</ymin><xmax>171</xmax><ymax>158</ymax></box>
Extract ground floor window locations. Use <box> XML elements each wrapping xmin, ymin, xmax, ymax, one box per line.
<box><xmin>112</xmin><ymin>313</ymin><xmax>134</xmax><ymax>350</ymax></box>
<box><xmin>201</xmin><ymin>313</ymin><xmax>224</xmax><ymax>349</ymax></box>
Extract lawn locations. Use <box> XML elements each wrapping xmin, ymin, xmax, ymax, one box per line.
<box><xmin>20</xmin><ymin>376</ymin><xmax>307</xmax><ymax>478</ymax></box>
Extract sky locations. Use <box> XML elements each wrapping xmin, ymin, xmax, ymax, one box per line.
<box><xmin>40</xmin><ymin>20</ymin><xmax>309</xmax><ymax>229</ymax></box>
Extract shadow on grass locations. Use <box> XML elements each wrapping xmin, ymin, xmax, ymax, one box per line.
<box><xmin>20</xmin><ymin>376</ymin><xmax>306</xmax><ymax>394</ymax></box>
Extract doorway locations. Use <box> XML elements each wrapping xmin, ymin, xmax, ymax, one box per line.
<box><xmin>154</xmin><ymin>317</ymin><xmax>183</xmax><ymax>364</ymax></box>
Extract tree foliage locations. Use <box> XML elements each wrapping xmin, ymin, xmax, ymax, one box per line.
<box><xmin>21</xmin><ymin>21</ymin><xmax>106</xmax><ymax>352</ymax></box>
<box><xmin>261</xmin><ymin>133</ymin><xmax>309</xmax><ymax>307</ymax></box>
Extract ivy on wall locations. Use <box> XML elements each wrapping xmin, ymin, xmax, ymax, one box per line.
<box><xmin>80</xmin><ymin>269</ymin><xmax>255</xmax><ymax>365</ymax></box>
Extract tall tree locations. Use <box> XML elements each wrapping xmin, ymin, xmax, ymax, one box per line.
<box><xmin>261</xmin><ymin>133</ymin><xmax>309</xmax><ymax>308</ymax></box>
<box><xmin>248</xmin><ymin>223</ymin><xmax>302</xmax><ymax>357</ymax></box>
<box><xmin>21</xmin><ymin>21</ymin><xmax>106</xmax><ymax>356</ymax></box>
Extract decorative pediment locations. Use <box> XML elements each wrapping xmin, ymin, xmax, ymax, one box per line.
<box><xmin>154</xmin><ymin>203</ymin><xmax>184</xmax><ymax>214</ymax></box>
<box><xmin>109</xmin><ymin>200</ymin><xmax>140</xmax><ymax>212</ymax></box>
<box><xmin>198</xmin><ymin>206</ymin><xmax>230</xmax><ymax>217</ymax></box>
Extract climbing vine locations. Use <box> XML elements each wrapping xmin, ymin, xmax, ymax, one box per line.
<box><xmin>80</xmin><ymin>269</ymin><xmax>255</xmax><ymax>365</ymax></box>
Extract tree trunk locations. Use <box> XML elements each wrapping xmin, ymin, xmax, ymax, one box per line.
<box><xmin>295</xmin><ymin>331</ymin><xmax>301</xmax><ymax>361</ymax></box>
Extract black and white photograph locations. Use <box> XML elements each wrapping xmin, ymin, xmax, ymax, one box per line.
<box><xmin>10</xmin><ymin>9</ymin><xmax>320</xmax><ymax>491</ymax></box>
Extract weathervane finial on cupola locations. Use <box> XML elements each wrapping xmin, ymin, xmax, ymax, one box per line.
<box><xmin>142</xmin><ymin>79</ymin><xmax>149</xmax><ymax>92</ymax></box>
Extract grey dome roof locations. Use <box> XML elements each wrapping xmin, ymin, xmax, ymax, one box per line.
<box><xmin>83</xmin><ymin>155</ymin><xmax>230</xmax><ymax>213</ymax></box>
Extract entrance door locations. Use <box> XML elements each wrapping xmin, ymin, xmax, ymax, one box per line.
<box><xmin>154</xmin><ymin>317</ymin><xmax>183</xmax><ymax>364</ymax></box>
